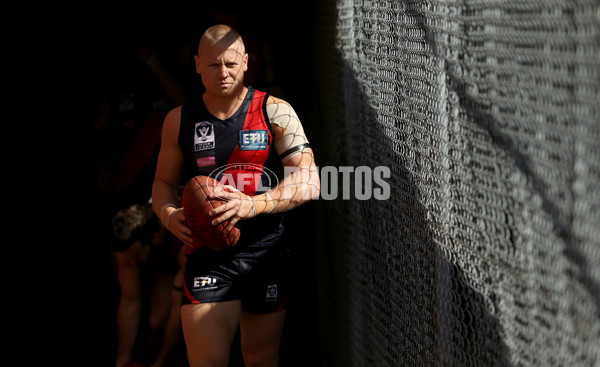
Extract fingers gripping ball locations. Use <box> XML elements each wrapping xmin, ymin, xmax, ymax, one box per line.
<box><xmin>182</xmin><ymin>175</ymin><xmax>241</xmax><ymax>253</ymax></box>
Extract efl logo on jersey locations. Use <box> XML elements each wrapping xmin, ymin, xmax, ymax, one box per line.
<box><xmin>239</xmin><ymin>130</ymin><xmax>269</xmax><ymax>150</ymax></box>
<box><xmin>194</xmin><ymin>121</ymin><xmax>215</xmax><ymax>151</ymax></box>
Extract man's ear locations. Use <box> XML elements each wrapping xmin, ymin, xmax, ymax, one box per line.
<box><xmin>194</xmin><ymin>55</ymin><xmax>201</xmax><ymax>74</ymax></box>
<box><xmin>243</xmin><ymin>53</ymin><xmax>249</xmax><ymax>72</ymax></box>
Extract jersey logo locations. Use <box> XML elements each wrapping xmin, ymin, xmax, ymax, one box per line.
<box><xmin>194</xmin><ymin>121</ymin><xmax>215</xmax><ymax>151</ymax></box>
<box><xmin>266</xmin><ymin>284</ymin><xmax>278</xmax><ymax>302</ymax></box>
<box><xmin>239</xmin><ymin>130</ymin><xmax>269</xmax><ymax>151</ymax></box>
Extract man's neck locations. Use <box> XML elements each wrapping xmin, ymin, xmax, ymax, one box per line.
<box><xmin>203</xmin><ymin>86</ymin><xmax>249</xmax><ymax>120</ymax></box>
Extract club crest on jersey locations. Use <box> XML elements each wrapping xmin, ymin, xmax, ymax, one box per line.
<box><xmin>194</xmin><ymin>121</ymin><xmax>215</xmax><ymax>151</ymax></box>
<box><xmin>239</xmin><ymin>130</ymin><xmax>269</xmax><ymax>151</ymax></box>
<box><xmin>266</xmin><ymin>284</ymin><xmax>278</xmax><ymax>302</ymax></box>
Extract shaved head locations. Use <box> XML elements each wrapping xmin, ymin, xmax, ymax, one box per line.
<box><xmin>198</xmin><ymin>24</ymin><xmax>245</xmax><ymax>58</ymax></box>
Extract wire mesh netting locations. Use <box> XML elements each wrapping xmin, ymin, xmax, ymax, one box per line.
<box><xmin>306</xmin><ymin>0</ymin><xmax>600</xmax><ymax>365</ymax></box>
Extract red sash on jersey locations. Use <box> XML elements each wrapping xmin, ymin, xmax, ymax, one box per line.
<box><xmin>221</xmin><ymin>90</ymin><xmax>272</xmax><ymax>196</ymax></box>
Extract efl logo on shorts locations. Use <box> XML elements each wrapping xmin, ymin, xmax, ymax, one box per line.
<box><xmin>266</xmin><ymin>284</ymin><xmax>278</xmax><ymax>302</ymax></box>
<box><xmin>193</xmin><ymin>276</ymin><xmax>216</xmax><ymax>289</ymax></box>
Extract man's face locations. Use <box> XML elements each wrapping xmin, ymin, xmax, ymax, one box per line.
<box><xmin>195</xmin><ymin>38</ymin><xmax>248</xmax><ymax>97</ymax></box>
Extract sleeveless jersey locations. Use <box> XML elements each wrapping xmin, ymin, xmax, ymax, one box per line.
<box><xmin>179</xmin><ymin>87</ymin><xmax>284</xmax><ymax>249</ymax></box>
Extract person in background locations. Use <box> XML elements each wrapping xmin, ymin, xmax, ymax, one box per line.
<box><xmin>111</xmin><ymin>204</ymin><xmax>184</xmax><ymax>367</ymax></box>
<box><xmin>90</xmin><ymin>35</ymin><xmax>192</xmax><ymax>367</ymax></box>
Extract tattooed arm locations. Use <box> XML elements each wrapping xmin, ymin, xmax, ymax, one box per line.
<box><xmin>208</xmin><ymin>96</ymin><xmax>320</xmax><ymax>233</ymax></box>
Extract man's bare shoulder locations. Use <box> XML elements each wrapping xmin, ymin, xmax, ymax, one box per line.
<box><xmin>160</xmin><ymin>106</ymin><xmax>183</xmax><ymax>142</ymax></box>
<box><xmin>164</xmin><ymin>106</ymin><xmax>182</xmax><ymax>125</ymax></box>
<box><xmin>167</xmin><ymin>105</ymin><xmax>182</xmax><ymax>118</ymax></box>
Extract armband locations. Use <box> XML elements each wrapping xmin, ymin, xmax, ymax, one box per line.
<box><xmin>279</xmin><ymin>143</ymin><xmax>311</xmax><ymax>160</ymax></box>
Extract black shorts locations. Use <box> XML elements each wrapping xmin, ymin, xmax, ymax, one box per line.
<box><xmin>181</xmin><ymin>218</ymin><xmax>290</xmax><ymax>314</ymax></box>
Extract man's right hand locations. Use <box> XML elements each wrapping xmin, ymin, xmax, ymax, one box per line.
<box><xmin>165</xmin><ymin>208</ymin><xmax>194</xmax><ymax>248</ymax></box>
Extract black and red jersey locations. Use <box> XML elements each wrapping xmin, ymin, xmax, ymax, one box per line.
<box><xmin>179</xmin><ymin>87</ymin><xmax>282</xmax><ymax>196</ymax></box>
<box><xmin>179</xmin><ymin>87</ymin><xmax>284</xmax><ymax>248</ymax></box>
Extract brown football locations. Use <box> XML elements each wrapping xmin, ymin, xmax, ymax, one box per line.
<box><xmin>182</xmin><ymin>175</ymin><xmax>241</xmax><ymax>253</ymax></box>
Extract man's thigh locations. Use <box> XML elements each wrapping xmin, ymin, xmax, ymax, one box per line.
<box><xmin>181</xmin><ymin>300</ymin><xmax>241</xmax><ymax>365</ymax></box>
<box><xmin>239</xmin><ymin>309</ymin><xmax>287</xmax><ymax>365</ymax></box>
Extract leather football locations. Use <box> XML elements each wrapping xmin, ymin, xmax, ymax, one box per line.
<box><xmin>182</xmin><ymin>175</ymin><xmax>241</xmax><ymax>253</ymax></box>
